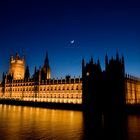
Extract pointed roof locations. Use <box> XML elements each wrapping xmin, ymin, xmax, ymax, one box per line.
<box><xmin>116</xmin><ymin>51</ymin><xmax>119</xmax><ymax>61</ymax></box>
<box><xmin>44</xmin><ymin>51</ymin><xmax>49</xmax><ymax>66</ymax></box>
<box><xmin>82</xmin><ymin>58</ymin><xmax>85</xmax><ymax>66</ymax></box>
<box><xmin>105</xmin><ymin>52</ymin><xmax>108</xmax><ymax>60</ymax></box>
<box><xmin>90</xmin><ymin>57</ymin><xmax>93</xmax><ymax>64</ymax></box>
<box><xmin>97</xmin><ymin>59</ymin><xmax>101</xmax><ymax>71</ymax></box>
<box><xmin>15</xmin><ymin>53</ymin><xmax>20</xmax><ymax>60</ymax></box>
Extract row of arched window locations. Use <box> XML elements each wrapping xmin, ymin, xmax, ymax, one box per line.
<box><xmin>11</xmin><ymin>94</ymin><xmax>82</xmax><ymax>99</ymax></box>
<box><xmin>5</xmin><ymin>85</ymin><xmax>82</xmax><ymax>92</ymax></box>
<box><xmin>40</xmin><ymin>86</ymin><xmax>82</xmax><ymax>91</ymax></box>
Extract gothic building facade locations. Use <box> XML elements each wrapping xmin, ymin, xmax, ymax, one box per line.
<box><xmin>0</xmin><ymin>53</ymin><xmax>82</xmax><ymax>104</ymax></box>
<box><xmin>82</xmin><ymin>53</ymin><xmax>127</xmax><ymax>139</ymax></box>
<box><xmin>0</xmin><ymin>53</ymin><xmax>139</xmax><ymax>105</ymax></box>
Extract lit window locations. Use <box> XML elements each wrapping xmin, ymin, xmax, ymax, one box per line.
<box><xmin>86</xmin><ymin>72</ymin><xmax>89</xmax><ymax>76</ymax></box>
<box><xmin>71</xmin><ymin>86</ymin><xmax>74</xmax><ymax>90</ymax></box>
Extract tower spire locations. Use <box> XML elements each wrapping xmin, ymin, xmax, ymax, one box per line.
<box><xmin>116</xmin><ymin>51</ymin><xmax>119</xmax><ymax>61</ymax></box>
<box><xmin>25</xmin><ymin>65</ymin><xmax>30</xmax><ymax>79</ymax></box>
<box><xmin>42</xmin><ymin>51</ymin><xmax>51</xmax><ymax>79</ymax></box>
<box><xmin>44</xmin><ymin>51</ymin><xmax>49</xmax><ymax>66</ymax></box>
<box><xmin>97</xmin><ymin>59</ymin><xmax>101</xmax><ymax>71</ymax></box>
<box><xmin>105</xmin><ymin>53</ymin><xmax>108</xmax><ymax>70</ymax></box>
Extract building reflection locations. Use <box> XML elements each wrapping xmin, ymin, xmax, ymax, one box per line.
<box><xmin>1</xmin><ymin>105</ymin><xmax>140</xmax><ymax>139</ymax></box>
<box><xmin>0</xmin><ymin>105</ymin><xmax>83</xmax><ymax>140</ymax></box>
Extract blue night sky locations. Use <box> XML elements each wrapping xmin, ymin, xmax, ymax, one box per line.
<box><xmin>0</xmin><ymin>0</ymin><xmax>140</xmax><ymax>80</ymax></box>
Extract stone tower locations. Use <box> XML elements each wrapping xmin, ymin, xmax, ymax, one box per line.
<box><xmin>9</xmin><ymin>53</ymin><xmax>25</xmax><ymax>80</ymax></box>
<box><xmin>82</xmin><ymin>53</ymin><xmax>126</xmax><ymax>139</ymax></box>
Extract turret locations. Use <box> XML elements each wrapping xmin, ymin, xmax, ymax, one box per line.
<box><xmin>34</xmin><ymin>66</ymin><xmax>37</xmax><ymax>74</ymax></box>
<box><xmin>2</xmin><ymin>72</ymin><xmax>5</xmax><ymax>84</ymax></box>
<box><xmin>44</xmin><ymin>52</ymin><xmax>49</xmax><ymax>67</ymax></box>
<box><xmin>121</xmin><ymin>55</ymin><xmax>125</xmax><ymax>75</ymax></box>
<box><xmin>97</xmin><ymin>59</ymin><xmax>101</xmax><ymax>71</ymax></box>
<box><xmin>105</xmin><ymin>53</ymin><xmax>108</xmax><ymax>70</ymax></box>
<box><xmin>9</xmin><ymin>53</ymin><xmax>25</xmax><ymax>80</ymax></box>
<box><xmin>24</xmin><ymin>65</ymin><xmax>30</xmax><ymax>80</ymax></box>
<box><xmin>116</xmin><ymin>51</ymin><xmax>119</xmax><ymax>61</ymax></box>
<box><xmin>90</xmin><ymin>57</ymin><xmax>93</xmax><ymax>64</ymax></box>
<box><xmin>82</xmin><ymin>58</ymin><xmax>85</xmax><ymax>77</ymax></box>
<box><xmin>41</xmin><ymin>52</ymin><xmax>51</xmax><ymax>80</ymax></box>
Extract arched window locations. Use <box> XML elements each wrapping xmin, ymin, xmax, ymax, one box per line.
<box><xmin>71</xmin><ymin>86</ymin><xmax>74</xmax><ymax>90</ymax></box>
<box><xmin>59</xmin><ymin>87</ymin><xmax>61</xmax><ymax>90</ymax></box>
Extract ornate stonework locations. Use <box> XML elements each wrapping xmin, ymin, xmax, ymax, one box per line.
<box><xmin>0</xmin><ymin>53</ymin><xmax>139</xmax><ymax>105</ymax></box>
<box><xmin>9</xmin><ymin>53</ymin><xmax>25</xmax><ymax>80</ymax></box>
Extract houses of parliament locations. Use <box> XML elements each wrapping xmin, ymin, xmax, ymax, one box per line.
<box><xmin>0</xmin><ymin>52</ymin><xmax>140</xmax><ymax>105</ymax></box>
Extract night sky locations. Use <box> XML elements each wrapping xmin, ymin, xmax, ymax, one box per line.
<box><xmin>0</xmin><ymin>0</ymin><xmax>140</xmax><ymax>79</ymax></box>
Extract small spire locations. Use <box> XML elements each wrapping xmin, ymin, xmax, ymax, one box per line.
<box><xmin>25</xmin><ymin>65</ymin><xmax>30</xmax><ymax>79</ymax></box>
<box><xmin>10</xmin><ymin>55</ymin><xmax>13</xmax><ymax>61</ymax></box>
<box><xmin>90</xmin><ymin>57</ymin><xmax>93</xmax><ymax>64</ymax></box>
<box><xmin>105</xmin><ymin>52</ymin><xmax>108</xmax><ymax>59</ymax></box>
<box><xmin>34</xmin><ymin>66</ymin><xmax>37</xmax><ymax>74</ymax></box>
<box><xmin>116</xmin><ymin>51</ymin><xmax>119</xmax><ymax>61</ymax></box>
<box><xmin>15</xmin><ymin>53</ymin><xmax>20</xmax><ymax>60</ymax></box>
<box><xmin>97</xmin><ymin>59</ymin><xmax>101</xmax><ymax>70</ymax></box>
<box><xmin>121</xmin><ymin>55</ymin><xmax>125</xmax><ymax>74</ymax></box>
<box><xmin>82</xmin><ymin>58</ymin><xmax>85</xmax><ymax>76</ymax></box>
<box><xmin>97</xmin><ymin>59</ymin><xmax>100</xmax><ymax>65</ymax></box>
<box><xmin>122</xmin><ymin>55</ymin><xmax>124</xmax><ymax>64</ymax></box>
<box><xmin>2</xmin><ymin>72</ymin><xmax>5</xmax><ymax>83</ymax></box>
<box><xmin>44</xmin><ymin>51</ymin><xmax>49</xmax><ymax>66</ymax></box>
<box><xmin>82</xmin><ymin>58</ymin><xmax>85</xmax><ymax>66</ymax></box>
<box><xmin>105</xmin><ymin>53</ymin><xmax>108</xmax><ymax>70</ymax></box>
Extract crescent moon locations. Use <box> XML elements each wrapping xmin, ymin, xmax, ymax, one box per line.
<box><xmin>70</xmin><ymin>40</ymin><xmax>74</xmax><ymax>44</ymax></box>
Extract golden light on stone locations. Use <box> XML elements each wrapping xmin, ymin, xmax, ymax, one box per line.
<box><xmin>9</xmin><ymin>53</ymin><xmax>25</xmax><ymax>80</ymax></box>
<box><xmin>0</xmin><ymin>53</ymin><xmax>139</xmax><ymax>105</ymax></box>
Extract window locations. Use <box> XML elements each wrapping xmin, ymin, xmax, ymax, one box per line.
<box><xmin>71</xmin><ymin>86</ymin><xmax>74</xmax><ymax>90</ymax></box>
<box><xmin>86</xmin><ymin>72</ymin><xmax>89</xmax><ymax>76</ymax></box>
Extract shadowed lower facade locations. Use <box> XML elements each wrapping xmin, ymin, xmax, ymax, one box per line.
<box><xmin>0</xmin><ymin>52</ymin><xmax>139</xmax><ymax>105</ymax></box>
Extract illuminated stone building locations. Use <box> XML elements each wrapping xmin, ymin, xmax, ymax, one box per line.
<box><xmin>125</xmin><ymin>75</ymin><xmax>140</xmax><ymax>104</ymax></box>
<box><xmin>0</xmin><ymin>53</ymin><xmax>82</xmax><ymax>104</ymax></box>
<box><xmin>0</xmin><ymin>52</ymin><xmax>140</xmax><ymax>105</ymax></box>
<box><xmin>9</xmin><ymin>53</ymin><xmax>25</xmax><ymax>80</ymax></box>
